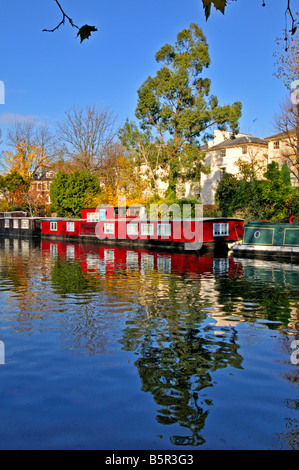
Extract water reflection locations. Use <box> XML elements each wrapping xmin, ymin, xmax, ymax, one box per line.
<box><xmin>0</xmin><ymin>238</ymin><xmax>298</xmax><ymax>449</ymax></box>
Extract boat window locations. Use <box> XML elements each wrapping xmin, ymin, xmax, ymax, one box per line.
<box><xmin>128</xmin><ymin>207</ymin><xmax>140</xmax><ymax>217</ymax></box>
<box><xmin>67</xmin><ymin>222</ymin><xmax>75</xmax><ymax>232</ymax></box>
<box><xmin>87</xmin><ymin>212</ymin><xmax>100</xmax><ymax>223</ymax></box>
<box><xmin>21</xmin><ymin>219</ymin><xmax>29</xmax><ymax>230</ymax></box>
<box><xmin>104</xmin><ymin>223</ymin><xmax>114</xmax><ymax>234</ymax></box>
<box><xmin>141</xmin><ymin>224</ymin><xmax>154</xmax><ymax>236</ymax></box>
<box><xmin>157</xmin><ymin>224</ymin><xmax>171</xmax><ymax>237</ymax></box>
<box><xmin>213</xmin><ymin>223</ymin><xmax>229</xmax><ymax>237</ymax></box>
<box><xmin>127</xmin><ymin>224</ymin><xmax>138</xmax><ymax>236</ymax></box>
<box><xmin>99</xmin><ymin>209</ymin><xmax>106</xmax><ymax>220</ymax></box>
<box><xmin>50</xmin><ymin>222</ymin><xmax>58</xmax><ymax>231</ymax></box>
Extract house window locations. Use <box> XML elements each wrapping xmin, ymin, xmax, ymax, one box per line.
<box><xmin>274</xmin><ymin>140</ymin><xmax>280</xmax><ymax>149</ymax></box>
<box><xmin>50</xmin><ymin>222</ymin><xmax>57</xmax><ymax>231</ymax></box>
<box><xmin>87</xmin><ymin>212</ymin><xmax>100</xmax><ymax>223</ymax></box>
<box><xmin>219</xmin><ymin>167</ymin><xmax>226</xmax><ymax>178</ymax></box>
<box><xmin>213</xmin><ymin>223</ymin><xmax>229</xmax><ymax>237</ymax></box>
<box><xmin>67</xmin><ymin>222</ymin><xmax>75</xmax><ymax>232</ymax></box>
<box><xmin>104</xmin><ymin>223</ymin><xmax>114</xmax><ymax>234</ymax></box>
<box><xmin>141</xmin><ymin>224</ymin><xmax>154</xmax><ymax>236</ymax></box>
<box><xmin>157</xmin><ymin>224</ymin><xmax>171</xmax><ymax>237</ymax></box>
<box><xmin>220</xmin><ymin>149</ymin><xmax>226</xmax><ymax>158</ymax></box>
<box><xmin>127</xmin><ymin>223</ymin><xmax>139</xmax><ymax>236</ymax></box>
<box><xmin>242</xmin><ymin>146</ymin><xmax>247</xmax><ymax>154</ymax></box>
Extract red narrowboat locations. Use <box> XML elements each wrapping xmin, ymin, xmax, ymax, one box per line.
<box><xmin>39</xmin><ymin>206</ymin><xmax>244</xmax><ymax>252</ymax></box>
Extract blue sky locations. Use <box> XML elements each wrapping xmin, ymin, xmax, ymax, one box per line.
<box><xmin>0</xmin><ymin>0</ymin><xmax>293</xmax><ymax>147</ymax></box>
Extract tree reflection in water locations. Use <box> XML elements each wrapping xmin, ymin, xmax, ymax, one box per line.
<box><xmin>0</xmin><ymin>238</ymin><xmax>297</xmax><ymax>448</ymax></box>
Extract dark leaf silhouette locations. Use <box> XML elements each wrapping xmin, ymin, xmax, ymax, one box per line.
<box><xmin>77</xmin><ymin>25</ymin><xmax>98</xmax><ymax>43</ymax></box>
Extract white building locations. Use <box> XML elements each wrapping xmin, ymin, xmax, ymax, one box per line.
<box><xmin>200</xmin><ymin>130</ymin><xmax>268</xmax><ymax>206</ymax></box>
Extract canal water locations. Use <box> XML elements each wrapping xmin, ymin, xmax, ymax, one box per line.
<box><xmin>0</xmin><ymin>238</ymin><xmax>297</xmax><ymax>450</ymax></box>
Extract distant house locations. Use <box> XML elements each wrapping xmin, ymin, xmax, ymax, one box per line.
<box><xmin>265</xmin><ymin>128</ymin><xmax>298</xmax><ymax>187</ymax></box>
<box><xmin>200</xmin><ymin>130</ymin><xmax>268</xmax><ymax>206</ymax></box>
<box><xmin>30</xmin><ymin>168</ymin><xmax>56</xmax><ymax>205</ymax></box>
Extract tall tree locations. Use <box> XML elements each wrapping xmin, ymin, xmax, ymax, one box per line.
<box><xmin>274</xmin><ymin>27</ymin><xmax>299</xmax><ymax>176</ymax></box>
<box><xmin>274</xmin><ymin>96</ymin><xmax>299</xmax><ymax>183</ymax></box>
<box><xmin>57</xmin><ymin>105</ymin><xmax>118</xmax><ymax>174</ymax></box>
<box><xmin>120</xmin><ymin>23</ymin><xmax>242</xmax><ymax>196</ymax></box>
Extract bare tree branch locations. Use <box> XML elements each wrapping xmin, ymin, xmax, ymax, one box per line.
<box><xmin>43</xmin><ymin>0</ymin><xmax>79</xmax><ymax>33</ymax></box>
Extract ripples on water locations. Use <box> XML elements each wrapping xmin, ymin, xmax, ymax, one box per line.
<box><xmin>0</xmin><ymin>238</ymin><xmax>298</xmax><ymax>450</ymax></box>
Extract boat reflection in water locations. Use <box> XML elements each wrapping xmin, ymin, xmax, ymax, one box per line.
<box><xmin>0</xmin><ymin>237</ymin><xmax>298</xmax><ymax>449</ymax></box>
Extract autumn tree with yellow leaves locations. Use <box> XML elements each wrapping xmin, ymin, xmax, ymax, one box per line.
<box><xmin>4</xmin><ymin>120</ymin><xmax>54</xmax><ymax>180</ymax></box>
<box><xmin>92</xmin><ymin>144</ymin><xmax>149</xmax><ymax>207</ymax></box>
<box><xmin>5</xmin><ymin>141</ymin><xmax>49</xmax><ymax>181</ymax></box>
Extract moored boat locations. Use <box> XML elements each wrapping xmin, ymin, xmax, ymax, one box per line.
<box><xmin>0</xmin><ymin>206</ymin><xmax>245</xmax><ymax>252</ymax></box>
<box><xmin>232</xmin><ymin>219</ymin><xmax>299</xmax><ymax>261</ymax></box>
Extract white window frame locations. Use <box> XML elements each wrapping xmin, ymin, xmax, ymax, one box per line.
<box><xmin>141</xmin><ymin>224</ymin><xmax>154</xmax><ymax>236</ymax></box>
<box><xmin>157</xmin><ymin>224</ymin><xmax>171</xmax><ymax>237</ymax></box>
<box><xmin>104</xmin><ymin>223</ymin><xmax>114</xmax><ymax>234</ymax></box>
<box><xmin>13</xmin><ymin>219</ymin><xmax>19</xmax><ymax>229</ymax></box>
<box><xmin>127</xmin><ymin>223</ymin><xmax>139</xmax><ymax>236</ymax></box>
<box><xmin>50</xmin><ymin>222</ymin><xmax>58</xmax><ymax>231</ymax></box>
<box><xmin>274</xmin><ymin>140</ymin><xmax>280</xmax><ymax>149</ymax></box>
<box><xmin>4</xmin><ymin>219</ymin><xmax>9</xmax><ymax>228</ymax></box>
<box><xmin>87</xmin><ymin>212</ymin><xmax>100</xmax><ymax>223</ymax></box>
<box><xmin>213</xmin><ymin>223</ymin><xmax>229</xmax><ymax>237</ymax></box>
<box><xmin>50</xmin><ymin>244</ymin><xmax>58</xmax><ymax>257</ymax></box>
<box><xmin>67</xmin><ymin>222</ymin><xmax>75</xmax><ymax>232</ymax></box>
<box><xmin>21</xmin><ymin>219</ymin><xmax>29</xmax><ymax>230</ymax></box>
<box><xmin>66</xmin><ymin>245</ymin><xmax>75</xmax><ymax>259</ymax></box>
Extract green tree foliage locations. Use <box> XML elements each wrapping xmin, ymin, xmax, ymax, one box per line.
<box><xmin>119</xmin><ymin>23</ymin><xmax>242</xmax><ymax>196</ymax></box>
<box><xmin>4</xmin><ymin>171</ymin><xmax>29</xmax><ymax>193</ymax></box>
<box><xmin>215</xmin><ymin>162</ymin><xmax>298</xmax><ymax>221</ymax></box>
<box><xmin>50</xmin><ymin>170</ymin><xmax>100</xmax><ymax>217</ymax></box>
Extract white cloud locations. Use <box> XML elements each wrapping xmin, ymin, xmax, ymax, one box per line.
<box><xmin>0</xmin><ymin>112</ymin><xmax>43</xmax><ymax>125</ymax></box>
<box><xmin>0</xmin><ymin>113</ymin><xmax>55</xmax><ymax>128</ymax></box>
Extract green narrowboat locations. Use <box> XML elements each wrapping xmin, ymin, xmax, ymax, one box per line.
<box><xmin>232</xmin><ymin>219</ymin><xmax>299</xmax><ymax>261</ymax></box>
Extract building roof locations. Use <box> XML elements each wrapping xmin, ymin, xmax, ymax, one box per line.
<box><xmin>265</xmin><ymin>128</ymin><xmax>296</xmax><ymax>140</ymax></box>
<box><xmin>208</xmin><ymin>135</ymin><xmax>268</xmax><ymax>151</ymax></box>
